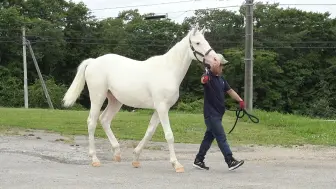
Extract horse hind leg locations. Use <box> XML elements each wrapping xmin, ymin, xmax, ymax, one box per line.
<box><xmin>132</xmin><ymin>111</ymin><xmax>160</xmax><ymax>168</ymax></box>
<box><xmin>85</xmin><ymin>72</ymin><xmax>108</xmax><ymax>167</ymax></box>
<box><xmin>87</xmin><ymin>91</ymin><xmax>106</xmax><ymax>167</ymax></box>
<box><xmin>99</xmin><ymin>91</ymin><xmax>123</xmax><ymax>162</ymax></box>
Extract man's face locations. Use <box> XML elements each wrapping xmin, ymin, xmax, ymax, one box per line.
<box><xmin>218</xmin><ymin>64</ymin><xmax>224</xmax><ymax>74</ymax></box>
<box><xmin>211</xmin><ymin>64</ymin><xmax>224</xmax><ymax>75</ymax></box>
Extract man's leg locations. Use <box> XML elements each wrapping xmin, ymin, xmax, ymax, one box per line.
<box><xmin>210</xmin><ymin>117</ymin><xmax>244</xmax><ymax>170</ymax></box>
<box><xmin>195</xmin><ymin>130</ymin><xmax>214</xmax><ymax>161</ymax></box>
<box><xmin>193</xmin><ymin>119</ymin><xmax>215</xmax><ymax>170</ymax></box>
<box><xmin>209</xmin><ymin>117</ymin><xmax>232</xmax><ymax>158</ymax></box>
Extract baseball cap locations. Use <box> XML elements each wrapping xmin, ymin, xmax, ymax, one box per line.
<box><xmin>217</xmin><ymin>53</ymin><xmax>229</xmax><ymax>65</ymax></box>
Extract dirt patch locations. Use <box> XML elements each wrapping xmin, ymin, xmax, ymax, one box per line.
<box><xmin>1</xmin><ymin>128</ymin><xmax>336</xmax><ymax>163</ymax></box>
<box><xmin>1</xmin><ymin>129</ymin><xmax>336</xmax><ymax>189</ymax></box>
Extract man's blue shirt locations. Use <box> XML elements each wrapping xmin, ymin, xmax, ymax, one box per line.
<box><xmin>202</xmin><ymin>70</ymin><xmax>231</xmax><ymax>119</ymax></box>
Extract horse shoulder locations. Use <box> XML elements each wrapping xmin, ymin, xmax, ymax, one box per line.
<box><xmin>149</xmin><ymin>74</ymin><xmax>179</xmax><ymax>102</ymax></box>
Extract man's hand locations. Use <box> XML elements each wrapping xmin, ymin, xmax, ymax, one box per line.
<box><xmin>227</xmin><ymin>89</ymin><xmax>245</xmax><ymax>109</ymax></box>
<box><xmin>239</xmin><ymin>100</ymin><xmax>245</xmax><ymax>109</ymax></box>
<box><xmin>201</xmin><ymin>75</ymin><xmax>209</xmax><ymax>84</ymax></box>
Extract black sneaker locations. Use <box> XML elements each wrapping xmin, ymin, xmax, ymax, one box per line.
<box><xmin>193</xmin><ymin>159</ymin><xmax>209</xmax><ymax>170</ymax></box>
<box><xmin>227</xmin><ymin>157</ymin><xmax>244</xmax><ymax>171</ymax></box>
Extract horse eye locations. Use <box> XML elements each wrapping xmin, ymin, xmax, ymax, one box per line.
<box><xmin>196</xmin><ymin>42</ymin><xmax>200</xmax><ymax>45</ymax></box>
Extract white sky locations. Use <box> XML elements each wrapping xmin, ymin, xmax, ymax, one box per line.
<box><xmin>70</xmin><ymin>0</ymin><xmax>336</xmax><ymax>23</ymax></box>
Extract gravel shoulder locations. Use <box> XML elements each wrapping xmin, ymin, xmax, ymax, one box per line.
<box><xmin>1</xmin><ymin>129</ymin><xmax>336</xmax><ymax>189</ymax></box>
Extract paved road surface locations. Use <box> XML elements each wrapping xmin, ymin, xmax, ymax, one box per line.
<box><xmin>1</xmin><ymin>130</ymin><xmax>335</xmax><ymax>189</ymax></box>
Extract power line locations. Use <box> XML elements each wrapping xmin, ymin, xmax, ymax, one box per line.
<box><xmin>169</xmin><ymin>0</ymin><xmax>197</xmax><ymax>20</ymax></box>
<box><xmin>2</xmin><ymin>18</ymin><xmax>330</xmax><ymax>30</ymax></box>
<box><xmin>89</xmin><ymin>1</ymin><xmax>336</xmax><ymax>12</ymax></box>
<box><xmin>115</xmin><ymin>5</ymin><xmax>243</xmax><ymax>17</ymax></box>
<box><xmin>255</xmin><ymin>46</ymin><xmax>336</xmax><ymax>49</ymax></box>
<box><xmin>1</xmin><ymin>42</ymin><xmax>334</xmax><ymax>49</ymax></box>
<box><xmin>3</xmin><ymin>34</ymin><xmax>336</xmax><ymax>45</ymax></box>
<box><xmin>0</xmin><ymin>5</ymin><xmax>244</xmax><ymax>24</ymax></box>
<box><xmin>90</xmin><ymin>0</ymin><xmax>196</xmax><ymax>11</ymax></box>
<box><xmin>275</xmin><ymin>3</ymin><xmax>336</xmax><ymax>6</ymax></box>
<box><xmin>3</xmin><ymin>33</ymin><xmax>336</xmax><ymax>42</ymax></box>
<box><xmin>1</xmin><ymin>38</ymin><xmax>335</xmax><ymax>49</ymax></box>
<box><xmin>0</xmin><ymin>1</ymin><xmax>335</xmax><ymax>23</ymax></box>
<box><xmin>1</xmin><ymin>2</ymin><xmax>335</xmax><ymax>25</ymax></box>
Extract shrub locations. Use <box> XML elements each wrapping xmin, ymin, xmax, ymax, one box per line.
<box><xmin>28</xmin><ymin>78</ymin><xmax>85</xmax><ymax>110</ymax></box>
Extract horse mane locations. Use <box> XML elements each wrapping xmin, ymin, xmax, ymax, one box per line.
<box><xmin>144</xmin><ymin>30</ymin><xmax>191</xmax><ymax>65</ymax></box>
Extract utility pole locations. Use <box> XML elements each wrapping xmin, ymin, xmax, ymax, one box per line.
<box><xmin>26</xmin><ymin>40</ymin><xmax>54</xmax><ymax>109</ymax></box>
<box><xmin>244</xmin><ymin>0</ymin><xmax>254</xmax><ymax>111</ymax></box>
<box><xmin>22</xmin><ymin>27</ymin><xmax>28</xmax><ymax>108</ymax></box>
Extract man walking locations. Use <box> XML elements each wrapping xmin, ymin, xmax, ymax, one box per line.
<box><xmin>193</xmin><ymin>53</ymin><xmax>245</xmax><ymax>171</ymax></box>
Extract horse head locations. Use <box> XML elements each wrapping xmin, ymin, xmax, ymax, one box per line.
<box><xmin>187</xmin><ymin>24</ymin><xmax>220</xmax><ymax>69</ymax></box>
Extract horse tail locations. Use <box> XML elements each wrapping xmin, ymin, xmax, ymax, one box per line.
<box><xmin>62</xmin><ymin>58</ymin><xmax>93</xmax><ymax>107</ymax></box>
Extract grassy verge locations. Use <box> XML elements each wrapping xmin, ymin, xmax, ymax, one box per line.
<box><xmin>0</xmin><ymin>107</ymin><xmax>335</xmax><ymax>146</ymax></box>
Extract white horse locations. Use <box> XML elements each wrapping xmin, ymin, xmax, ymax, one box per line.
<box><xmin>62</xmin><ymin>25</ymin><xmax>220</xmax><ymax>173</ymax></box>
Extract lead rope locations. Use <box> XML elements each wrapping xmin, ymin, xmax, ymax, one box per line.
<box><xmin>227</xmin><ymin>108</ymin><xmax>259</xmax><ymax>134</ymax></box>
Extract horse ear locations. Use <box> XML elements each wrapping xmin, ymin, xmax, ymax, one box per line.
<box><xmin>201</xmin><ymin>26</ymin><xmax>206</xmax><ymax>34</ymax></box>
<box><xmin>193</xmin><ymin>23</ymin><xmax>199</xmax><ymax>35</ymax></box>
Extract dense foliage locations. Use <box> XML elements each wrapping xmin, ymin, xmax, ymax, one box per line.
<box><xmin>0</xmin><ymin>1</ymin><xmax>335</xmax><ymax>118</ymax></box>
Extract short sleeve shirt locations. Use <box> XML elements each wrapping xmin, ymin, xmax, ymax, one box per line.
<box><xmin>202</xmin><ymin>70</ymin><xmax>231</xmax><ymax>118</ymax></box>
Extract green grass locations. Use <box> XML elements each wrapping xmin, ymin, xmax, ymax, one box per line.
<box><xmin>0</xmin><ymin>107</ymin><xmax>335</xmax><ymax>146</ymax></box>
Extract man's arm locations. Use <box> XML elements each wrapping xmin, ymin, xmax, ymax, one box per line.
<box><xmin>227</xmin><ymin>89</ymin><xmax>243</xmax><ymax>102</ymax></box>
<box><xmin>224</xmin><ymin>79</ymin><xmax>245</xmax><ymax>109</ymax></box>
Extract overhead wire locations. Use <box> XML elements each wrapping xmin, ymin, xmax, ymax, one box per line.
<box><xmin>1</xmin><ymin>2</ymin><xmax>336</xmax><ymax>49</ymax></box>
<box><xmin>1</xmin><ymin>35</ymin><xmax>335</xmax><ymax>49</ymax></box>
<box><xmin>90</xmin><ymin>0</ymin><xmax>198</xmax><ymax>11</ymax></box>
<box><xmin>0</xmin><ymin>1</ymin><xmax>335</xmax><ymax>25</ymax></box>
<box><xmin>88</xmin><ymin>1</ymin><xmax>336</xmax><ymax>11</ymax></box>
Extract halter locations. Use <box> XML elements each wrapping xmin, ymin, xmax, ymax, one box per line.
<box><xmin>189</xmin><ymin>37</ymin><xmax>214</xmax><ymax>69</ymax></box>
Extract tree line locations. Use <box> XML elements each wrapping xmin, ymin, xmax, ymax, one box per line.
<box><xmin>0</xmin><ymin>0</ymin><xmax>335</xmax><ymax>118</ymax></box>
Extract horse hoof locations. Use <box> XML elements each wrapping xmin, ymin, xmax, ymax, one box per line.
<box><xmin>92</xmin><ymin>162</ymin><xmax>101</xmax><ymax>167</ymax></box>
<box><xmin>132</xmin><ymin>161</ymin><xmax>140</xmax><ymax>168</ymax></box>
<box><xmin>175</xmin><ymin>167</ymin><xmax>184</xmax><ymax>173</ymax></box>
<box><xmin>114</xmin><ymin>155</ymin><xmax>121</xmax><ymax>162</ymax></box>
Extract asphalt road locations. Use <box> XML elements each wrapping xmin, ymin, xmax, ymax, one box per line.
<box><xmin>1</xmin><ymin>130</ymin><xmax>335</xmax><ymax>189</ymax></box>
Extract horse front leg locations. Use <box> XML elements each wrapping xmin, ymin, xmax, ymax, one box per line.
<box><xmin>132</xmin><ymin>111</ymin><xmax>160</xmax><ymax>168</ymax></box>
<box><xmin>155</xmin><ymin>102</ymin><xmax>184</xmax><ymax>173</ymax></box>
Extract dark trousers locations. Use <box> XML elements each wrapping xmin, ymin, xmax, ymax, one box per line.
<box><xmin>196</xmin><ymin>116</ymin><xmax>233</xmax><ymax>163</ymax></box>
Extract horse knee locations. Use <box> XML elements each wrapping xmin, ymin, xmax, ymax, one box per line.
<box><xmin>144</xmin><ymin>127</ymin><xmax>155</xmax><ymax>138</ymax></box>
<box><xmin>87</xmin><ymin>117</ymin><xmax>97</xmax><ymax>131</ymax></box>
<box><xmin>98</xmin><ymin>113</ymin><xmax>104</xmax><ymax>123</ymax></box>
<box><xmin>165</xmin><ymin>132</ymin><xmax>174</xmax><ymax>143</ymax></box>
<box><xmin>100</xmin><ymin>117</ymin><xmax>110</xmax><ymax>129</ymax></box>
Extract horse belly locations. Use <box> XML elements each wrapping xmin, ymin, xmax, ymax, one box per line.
<box><xmin>108</xmin><ymin>81</ymin><xmax>154</xmax><ymax>109</ymax></box>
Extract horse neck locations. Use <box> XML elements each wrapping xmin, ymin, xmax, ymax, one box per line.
<box><xmin>163</xmin><ymin>35</ymin><xmax>193</xmax><ymax>85</ymax></box>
